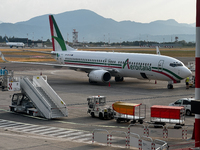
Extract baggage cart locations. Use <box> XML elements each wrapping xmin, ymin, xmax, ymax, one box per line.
<box><xmin>112</xmin><ymin>102</ymin><xmax>146</xmax><ymax>124</ymax></box>
<box><xmin>150</xmin><ymin>105</ymin><xmax>185</xmax><ymax>126</ymax></box>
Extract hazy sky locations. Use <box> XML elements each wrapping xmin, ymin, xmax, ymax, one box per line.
<box><xmin>0</xmin><ymin>0</ymin><xmax>196</xmax><ymax>24</ymax></box>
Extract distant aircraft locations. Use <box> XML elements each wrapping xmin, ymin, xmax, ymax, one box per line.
<box><xmin>156</xmin><ymin>46</ymin><xmax>161</xmax><ymax>55</ymax></box>
<box><xmin>0</xmin><ymin>15</ymin><xmax>192</xmax><ymax>89</ymax></box>
<box><xmin>6</xmin><ymin>38</ymin><xmax>25</xmax><ymax>48</ymax></box>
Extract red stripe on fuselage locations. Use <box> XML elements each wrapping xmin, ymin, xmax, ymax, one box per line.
<box><xmin>49</xmin><ymin>15</ymin><xmax>55</xmax><ymax>51</ymax></box>
<box><xmin>65</xmin><ymin>62</ymin><xmax>122</xmax><ymax>69</ymax></box>
<box><xmin>152</xmin><ymin>70</ymin><xmax>177</xmax><ymax>83</ymax></box>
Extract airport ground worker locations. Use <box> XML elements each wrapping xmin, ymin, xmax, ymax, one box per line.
<box><xmin>185</xmin><ymin>77</ymin><xmax>189</xmax><ymax>89</ymax></box>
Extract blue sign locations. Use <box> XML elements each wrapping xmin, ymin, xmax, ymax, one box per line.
<box><xmin>0</xmin><ymin>69</ymin><xmax>8</xmax><ymax>75</ymax></box>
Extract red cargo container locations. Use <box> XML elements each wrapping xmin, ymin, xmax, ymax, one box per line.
<box><xmin>151</xmin><ymin>105</ymin><xmax>185</xmax><ymax>125</ymax></box>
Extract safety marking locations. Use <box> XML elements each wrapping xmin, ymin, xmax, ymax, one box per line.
<box><xmin>8</xmin><ymin>83</ymin><xmax>12</xmax><ymax>90</ymax></box>
<box><xmin>49</xmin><ymin>130</ymin><xmax>74</xmax><ymax>136</ymax></box>
<box><xmin>39</xmin><ymin>129</ymin><xmax>67</xmax><ymax>135</ymax></box>
<box><xmin>31</xmin><ymin>127</ymin><xmax>57</xmax><ymax>133</ymax></box>
<box><xmin>0</xmin><ymin>119</ymin><xmax>92</xmax><ymax>143</ymax></box>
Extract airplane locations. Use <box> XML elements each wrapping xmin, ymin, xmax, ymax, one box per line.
<box><xmin>0</xmin><ymin>15</ymin><xmax>192</xmax><ymax>89</ymax></box>
<box><xmin>6</xmin><ymin>38</ymin><xmax>25</xmax><ymax>48</ymax></box>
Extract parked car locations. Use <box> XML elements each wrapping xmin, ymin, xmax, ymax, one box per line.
<box><xmin>169</xmin><ymin>97</ymin><xmax>195</xmax><ymax>116</ymax></box>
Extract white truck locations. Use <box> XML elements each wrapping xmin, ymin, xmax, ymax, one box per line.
<box><xmin>169</xmin><ymin>97</ymin><xmax>195</xmax><ymax>116</ymax></box>
<box><xmin>87</xmin><ymin>96</ymin><xmax>115</xmax><ymax>119</ymax></box>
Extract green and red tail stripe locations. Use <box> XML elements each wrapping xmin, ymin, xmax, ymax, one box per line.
<box><xmin>49</xmin><ymin>15</ymin><xmax>67</xmax><ymax>51</ymax></box>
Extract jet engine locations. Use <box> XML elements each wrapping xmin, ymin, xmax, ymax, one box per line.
<box><xmin>89</xmin><ymin>70</ymin><xmax>111</xmax><ymax>83</ymax></box>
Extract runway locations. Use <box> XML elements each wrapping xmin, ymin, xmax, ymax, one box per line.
<box><xmin>0</xmin><ymin>60</ymin><xmax>196</xmax><ymax>149</ymax></box>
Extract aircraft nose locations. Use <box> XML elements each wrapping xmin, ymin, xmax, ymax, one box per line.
<box><xmin>183</xmin><ymin>67</ymin><xmax>192</xmax><ymax>78</ymax></box>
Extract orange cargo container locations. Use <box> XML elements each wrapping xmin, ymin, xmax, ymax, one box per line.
<box><xmin>112</xmin><ymin>101</ymin><xmax>146</xmax><ymax>124</ymax></box>
<box><xmin>112</xmin><ymin>101</ymin><xmax>141</xmax><ymax>115</ymax></box>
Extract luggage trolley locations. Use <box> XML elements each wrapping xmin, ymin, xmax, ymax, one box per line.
<box><xmin>112</xmin><ymin>102</ymin><xmax>146</xmax><ymax>124</ymax></box>
<box><xmin>150</xmin><ymin>105</ymin><xmax>185</xmax><ymax>126</ymax></box>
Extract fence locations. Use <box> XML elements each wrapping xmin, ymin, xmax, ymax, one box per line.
<box><xmin>92</xmin><ymin>124</ymin><xmax>193</xmax><ymax>149</ymax></box>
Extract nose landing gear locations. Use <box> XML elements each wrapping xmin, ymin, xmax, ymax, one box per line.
<box><xmin>167</xmin><ymin>84</ymin><xmax>173</xmax><ymax>89</ymax></box>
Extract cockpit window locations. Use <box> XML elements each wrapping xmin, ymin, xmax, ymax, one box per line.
<box><xmin>170</xmin><ymin>62</ymin><xmax>183</xmax><ymax>67</ymax></box>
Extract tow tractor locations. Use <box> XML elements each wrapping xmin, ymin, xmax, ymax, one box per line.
<box><xmin>9</xmin><ymin>93</ymin><xmax>41</xmax><ymax>117</ymax></box>
<box><xmin>87</xmin><ymin>96</ymin><xmax>115</xmax><ymax>119</ymax></box>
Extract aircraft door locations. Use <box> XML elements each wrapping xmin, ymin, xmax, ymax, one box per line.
<box><xmin>158</xmin><ymin>60</ymin><xmax>164</xmax><ymax>72</ymax></box>
<box><xmin>60</xmin><ymin>54</ymin><xmax>64</xmax><ymax>64</ymax></box>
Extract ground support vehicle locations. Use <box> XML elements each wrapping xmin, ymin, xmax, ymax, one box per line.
<box><xmin>150</xmin><ymin>105</ymin><xmax>185</xmax><ymax>127</ymax></box>
<box><xmin>9</xmin><ymin>93</ymin><xmax>41</xmax><ymax>117</ymax></box>
<box><xmin>87</xmin><ymin>96</ymin><xmax>115</xmax><ymax>119</ymax></box>
<box><xmin>8</xmin><ymin>76</ymin><xmax>67</xmax><ymax>119</ymax></box>
<box><xmin>169</xmin><ymin>97</ymin><xmax>195</xmax><ymax>116</ymax></box>
<box><xmin>189</xmin><ymin>75</ymin><xmax>195</xmax><ymax>87</ymax></box>
<box><xmin>0</xmin><ymin>69</ymin><xmax>9</xmax><ymax>89</ymax></box>
<box><xmin>0</xmin><ymin>69</ymin><xmax>19</xmax><ymax>91</ymax></box>
<box><xmin>112</xmin><ymin>102</ymin><xmax>146</xmax><ymax>124</ymax></box>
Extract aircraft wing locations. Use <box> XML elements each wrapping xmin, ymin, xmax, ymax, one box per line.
<box><xmin>0</xmin><ymin>51</ymin><xmax>8</xmax><ymax>62</ymax></box>
<box><xmin>20</xmin><ymin>49</ymin><xmax>54</xmax><ymax>55</ymax></box>
<box><xmin>0</xmin><ymin>50</ymin><xmax>121</xmax><ymax>75</ymax></box>
<box><xmin>0</xmin><ymin>51</ymin><xmax>121</xmax><ymax>74</ymax></box>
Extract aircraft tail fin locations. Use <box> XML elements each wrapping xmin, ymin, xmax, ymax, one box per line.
<box><xmin>49</xmin><ymin>15</ymin><xmax>76</xmax><ymax>52</ymax></box>
<box><xmin>5</xmin><ymin>38</ymin><xmax>9</xmax><ymax>43</ymax></box>
<box><xmin>156</xmin><ymin>46</ymin><xmax>161</xmax><ymax>55</ymax></box>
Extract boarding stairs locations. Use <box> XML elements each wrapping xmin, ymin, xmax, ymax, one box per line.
<box><xmin>20</xmin><ymin>76</ymin><xmax>68</xmax><ymax>119</ymax></box>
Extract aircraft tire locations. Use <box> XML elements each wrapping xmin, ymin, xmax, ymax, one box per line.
<box><xmin>167</xmin><ymin>84</ymin><xmax>173</xmax><ymax>89</ymax></box>
<box><xmin>115</xmin><ymin>77</ymin><xmax>124</xmax><ymax>82</ymax></box>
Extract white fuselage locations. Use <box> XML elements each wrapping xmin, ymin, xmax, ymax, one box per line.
<box><xmin>52</xmin><ymin>50</ymin><xmax>191</xmax><ymax>83</ymax></box>
<box><xmin>6</xmin><ymin>42</ymin><xmax>24</xmax><ymax>48</ymax></box>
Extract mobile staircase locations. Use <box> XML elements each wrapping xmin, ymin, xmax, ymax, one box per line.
<box><xmin>19</xmin><ymin>76</ymin><xmax>68</xmax><ymax>119</ymax></box>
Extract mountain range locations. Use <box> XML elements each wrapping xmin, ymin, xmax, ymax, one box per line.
<box><xmin>0</xmin><ymin>9</ymin><xmax>195</xmax><ymax>43</ymax></box>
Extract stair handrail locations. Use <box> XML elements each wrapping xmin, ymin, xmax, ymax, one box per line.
<box><xmin>21</xmin><ymin>77</ymin><xmax>52</xmax><ymax>118</ymax></box>
<box><xmin>33</xmin><ymin>76</ymin><xmax>67</xmax><ymax>117</ymax></box>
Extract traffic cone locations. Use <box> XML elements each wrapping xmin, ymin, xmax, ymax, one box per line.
<box><xmin>108</xmin><ymin>82</ymin><xmax>111</xmax><ymax>87</ymax></box>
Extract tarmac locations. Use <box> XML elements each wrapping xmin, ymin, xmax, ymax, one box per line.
<box><xmin>0</xmin><ymin>56</ymin><xmax>196</xmax><ymax>149</ymax></box>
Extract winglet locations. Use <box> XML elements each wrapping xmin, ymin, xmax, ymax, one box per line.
<box><xmin>156</xmin><ymin>46</ymin><xmax>161</xmax><ymax>55</ymax></box>
<box><xmin>0</xmin><ymin>51</ymin><xmax>8</xmax><ymax>62</ymax></box>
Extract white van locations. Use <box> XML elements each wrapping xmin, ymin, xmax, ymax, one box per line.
<box><xmin>169</xmin><ymin>98</ymin><xmax>195</xmax><ymax>116</ymax></box>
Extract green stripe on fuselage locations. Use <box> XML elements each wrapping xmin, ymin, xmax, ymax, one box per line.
<box><xmin>152</xmin><ymin>67</ymin><xmax>183</xmax><ymax>80</ymax></box>
<box><xmin>64</xmin><ymin>60</ymin><xmax>121</xmax><ymax>67</ymax></box>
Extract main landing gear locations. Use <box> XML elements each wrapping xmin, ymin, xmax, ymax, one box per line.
<box><xmin>115</xmin><ymin>77</ymin><xmax>124</xmax><ymax>82</ymax></box>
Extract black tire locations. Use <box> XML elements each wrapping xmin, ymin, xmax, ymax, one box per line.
<box><xmin>131</xmin><ymin>120</ymin><xmax>136</xmax><ymax>124</ymax></box>
<box><xmin>167</xmin><ymin>84</ymin><xmax>173</xmax><ymax>89</ymax></box>
<box><xmin>117</xmin><ymin>118</ymin><xmax>121</xmax><ymax>123</ymax></box>
<box><xmin>115</xmin><ymin>77</ymin><xmax>124</xmax><ymax>82</ymax></box>
<box><xmin>186</xmin><ymin>110</ymin><xmax>191</xmax><ymax>116</ymax></box>
<box><xmin>139</xmin><ymin>119</ymin><xmax>143</xmax><ymax>124</ymax></box>
<box><xmin>99</xmin><ymin>113</ymin><xmax>104</xmax><ymax>120</ymax></box>
<box><xmin>91</xmin><ymin>112</ymin><xmax>95</xmax><ymax>118</ymax></box>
